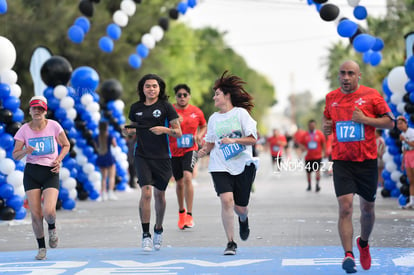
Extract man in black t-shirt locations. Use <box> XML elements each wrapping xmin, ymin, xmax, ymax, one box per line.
<box><xmin>126</xmin><ymin>74</ymin><xmax>182</xmax><ymax>252</ymax></box>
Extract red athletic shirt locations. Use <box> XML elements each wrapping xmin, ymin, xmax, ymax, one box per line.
<box><xmin>169</xmin><ymin>104</ymin><xmax>206</xmax><ymax>157</ymax></box>
<box><xmin>267</xmin><ymin>135</ymin><xmax>287</xmax><ymax>157</ymax></box>
<box><xmin>300</xmin><ymin>130</ymin><xmax>326</xmax><ymax>161</ymax></box>
<box><xmin>323</xmin><ymin>85</ymin><xmax>391</xmax><ymax>162</ymax></box>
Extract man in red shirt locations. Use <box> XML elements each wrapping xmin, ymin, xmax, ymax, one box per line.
<box><xmin>169</xmin><ymin>84</ymin><xmax>207</xmax><ymax>230</ymax></box>
<box><xmin>299</xmin><ymin>119</ymin><xmax>326</xmax><ymax>192</ymax></box>
<box><xmin>323</xmin><ymin>60</ymin><xmax>394</xmax><ymax>273</ymax></box>
<box><xmin>267</xmin><ymin>129</ymin><xmax>287</xmax><ymax>171</ymax></box>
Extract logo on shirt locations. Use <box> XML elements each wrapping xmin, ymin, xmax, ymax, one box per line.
<box><xmin>190</xmin><ymin>113</ymin><xmax>197</xmax><ymax>119</ymax></box>
<box><xmin>331</xmin><ymin>102</ymin><xmax>339</xmax><ymax>107</ymax></box>
<box><xmin>153</xmin><ymin>109</ymin><xmax>161</xmax><ymax>118</ymax></box>
<box><xmin>355</xmin><ymin>98</ymin><xmax>366</xmax><ymax>106</ymax></box>
<box><xmin>136</xmin><ymin>112</ymin><xmax>143</xmax><ymax>116</ymax></box>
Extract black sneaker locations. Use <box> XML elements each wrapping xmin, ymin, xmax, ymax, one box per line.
<box><xmin>315</xmin><ymin>185</ymin><xmax>321</xmax><ymax>192</ymax></box>
<box><xmin>239</xmin><ymin>217</ymin><xmax>250</xmax><ymax>241</ymax></box>
<box><xmin>224</xmin><ymin>241</ymin><xmax>237</xmax><ymax>255</ymax></box>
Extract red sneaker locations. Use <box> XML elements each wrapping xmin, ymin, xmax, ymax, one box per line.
<box><xmin>356</xmin><ymin>236</ymin><xmax>371</xmax><ymax>270</ymax></box>
<box><xmin>177</xmin><ymin>209</ymin><xmax>187</xmax><ymax>230</ymax></box>
<box><xmin>185</xmin><ymin>214</ymin><xmax>194</xmax><ymax>228</ymax></box>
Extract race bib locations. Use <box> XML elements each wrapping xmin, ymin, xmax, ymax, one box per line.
<box><xmin>177</xmin><ymin>134</ymin><xmax>194</xmax><ymax>148</ymax></box>
<box><xmin>220</xmin><ymin>143</ymin><xmax>246</xmax><ymax>160</ymax></box>
<box><xmin>308</xmin><ymin>141</ymin><xmax>318</xmax><ymax>149</ymax></box>
<box><xmin>28</xmin><ymin>136</ymin><xmax>55</xmax><ymax>155</ymax></box>
<box><xmin>272</xmin><ymin>145</ymin><xmax>280</xmax><ymax>152</ymax></box>
<box><xmin>336</xmin><ymin>121</ymin><xmax>365</xmax><ymax>142</ymax></box>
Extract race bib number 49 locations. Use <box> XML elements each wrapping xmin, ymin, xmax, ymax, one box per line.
<box><xmin>220</xmin><ymin>143</ymin><xmax>246</xmax><ymax>160</ymax></box>
<box><xmin>336</xmin><ymin>121</ymin><xmax>365</xmax><ymax>142</ymax></box>
<box><xmin>28</xmin><ymin>136</ymin><xmax>55</xmax><ymax>155</ymax></box>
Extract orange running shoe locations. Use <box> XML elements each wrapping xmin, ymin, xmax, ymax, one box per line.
<box><xmin>185</xmin><ymin>214</ymin><xmax>194</xmax><ymax>228</ymax></box>
<box><xmin>178</xmin><ymin>209</ymin><xmax>187</xmax><ymax>230</ymax></box>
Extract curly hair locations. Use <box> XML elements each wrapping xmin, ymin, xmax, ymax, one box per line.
<box><xmin>213</xmin><ymin>71</ymin><xmax>254</xmax><ymax>113</ymax></box>
<box><xmin>137</xmin><ymin>74</ymin><xmax>168</xmax><ymax>102</ymax></box>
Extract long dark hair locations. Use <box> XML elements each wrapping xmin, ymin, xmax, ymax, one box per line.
<box><xmin>97</xmin><ymin>121</ymin><xmax>109</xmax><ymax>155</ymax></box>
<box><xmin>137</xmin><ymin>73</ymin><xmax>168</xmax><ymax>102</ymax></box>
<box><xmin>213</xmin><ymin>71</ymin><xmax>254</xmax><ymax>113</ymax></box>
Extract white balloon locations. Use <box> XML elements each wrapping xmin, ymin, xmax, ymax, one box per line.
<box><xmin>68</xmin><ymin>188</ymin><xmax>78</xmax><ymax>200</ymax></box>
<box><xmin>92</xmin><ymin>180</ymin><xmax>101</xmax><ymax>191</ymax></box>
<box><xmin>86</xmin><ymin>102</ymin><xmax>100</xmax><ymax>113</ymax></box>
<box><xmin>121</xmin><ymin>159</ymin><xmax>129</xmax><ymax>170</ymax></box>
<box><xmin>83</xmin><ymin>163</ymin><xmax>95</xmax><ymax>174</ymax></box>
<box><xmin>14</xmin><ymin>185</ymin><xmax>25</xmax><ymax>197</ymax></box>
<box><xmin>59</xmin><ymin>167</ymin><xmax>70</xmax><ymax>181</ymax></box>
<box><xmin>382</xmin><ymin>151</ymin><xmax>392</xmax><ymax>163</ymax></box>
<box><xmin>121</xmin><ymin>0</ymin><xmax>136</xmax><ymax>16</ymax></box>
<box><xmin>62</xmin><ymin>177</ymin><xmax>77</xmax><ymax>190</ymax></box>
<box><xmin>91</xmin><ymin>111</ymin><xmax>101</xmax><ymax>123</ymax></box>
<box><xmin>141</xmin><ymin>33</ymin><xmax>156</xmax><ymax>49</ymax></box>
<box><xmin>113</xmin><ymin>10</ymin><xmax>129</xmax><ymax>27</ymax></box>
<box><xmin>0</xmin><ymin>36</ymin><xmax>17</xmax><ymax>73</ymax></box>
<box><xmin>387</xmin><ymin>66</ymin><xmax>409</xmax><ymax>95</ymax></box>
<box><xmin>0</xmin><ymin>70</ymin><xmax>17</xmax><ymax>84</ymax></box>
<box><xmin>347</xmin><ymin>0</ymin><xmax>360</xmax><ymax>7</ymax></box>
<box><xmin>9</xmin><ymin>83</ymin><xmax>22</xmax><ymax>98</ymax></box>
<box><xmin>385</xmin><ymin>160</ymin><xmax>397</xmax><ymax>172</ymax></box>
<box><xmin>0</xmin><ymin>148</ymin><xmax>6</xmax><ymax>159</ymax></box>
<box><xmin>80</xmin><ymin>93</ymin><xmax>94</xmax><ymax>105</ymax></box>
<box><xmin>391</xmin><ymin>170</ymin><xmax>403</xmax><ymax>182</ymax></box>
<box><xmin>76</xmin><ymin>154</ymin><xmax>88</xmax><ymax>166</ymax></box>
<box><xmin>114</xmin><ymin>99</ymin><xmax>125</xmax><ymax>111</ymax></box>
<box><xmin>7</xmin><ymin>170</ymin><xmax>24</xmax><ymax>188</ymax></box>
<box><xmin>54</xmin><ymin>85</ymin><xmax>68</xmax><ymax>99</ymax></box>
<box><xmin>88</xmin><ymin>171</ymin><xmax>101</xmax><ymax>182</ymax></box>
<box><xmin>60</xmin><ymin>96</ymin><xmax>75</xmax><ymax>110</ymax></box>
<box><xmin>150</xmin><ymin>25</ymin><xmax>164</xmax><ymax>42</ymax></box>
<box><xmin>0</xmin><ymin>158</ymin><xmax>16</xmax><ymax>175</ymax></box>
<box><xmin>66</xmin><ymin>108</ymin><xmax>77</xmax><ymax>120</ymax></box>
<box><xmin>397</xmin><ymin>102</ymin><xmax>406</xmax><ymax>114</ymax></box>
<box><xmin>390</xmin><ymin>93</ymin><xmax>403</xmax><ymax>105</ymax></box>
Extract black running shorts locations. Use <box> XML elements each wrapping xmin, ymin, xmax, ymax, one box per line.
<box><xmin>211</xmin><ymin>164</ymin><xmax>256</xmax><ymax>207</ymax></box>
<box><xmin>171</xmin><ymin>151</ymin><xmax>198</xmax><ymax>180</ymax></box>
<box><xmin>134</xmin><ymin>155</ymin><xmax>172</xmax><ymax>191</ymax></box>
<box><xmin>333</xmin><ymin>159</ymin><xmax>378</xmax><ymax>202</ymax></box>
<box><xmin>23</xmin><ymin>163</ymin><xmax>60</xmax><ymax>191</ymax></box>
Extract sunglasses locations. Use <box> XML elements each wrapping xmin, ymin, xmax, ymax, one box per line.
<box><xmin>176</xmin><ymin>93</ymin><xmax>189</xmax><ymax>98</ymax></box>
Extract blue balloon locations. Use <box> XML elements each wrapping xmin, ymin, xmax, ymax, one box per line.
<box><xmin>116</xmin><ymin>182</ymin><xmax>127</xmax><ymax>191</ymax></box>
<box><xmin>0</xmin><ymin>0</ymin><xmax>7</xmax><ymax>14</ymax></box>
<box><xmin>382</xmin><ymin>170</ymin><xmax>391</xmax><ymax>181</ymax></box>
<box><xmin>15</xmin><ymin>160</ymin><xmax>25</xmax><ymax>171</ymax></box>
<box><xmin>48</xmin><ymin>97</ymin><xmax>60</xmax><ymax>110</ymax></box>
<box><xmin>0</xmin><ymin>183</ymin><xmax>14</xmax><ymax>199</ymax></box>
<box><xmin>0</xmin><ymin>83</ymin><xmax>11</xmax><ymax>99</ymax></box>
<box><xmin>107</xmin><ymin>23</ymin><xmax>122</xmax><ymax>40</ymax></box>
<box><xmin>353</xmin><ymin>34</ymin><xmax>375</xmax><ymax>53</ymax></box>
<box><xmin>71</xmin><ymin>66</ymin><xmax>100</xmax><ymax>93</ymax></box>
<box><xmin>187</xmin><ymin>0</ymin><xmax>197</xmax><ymax>8</ymax></box>
<box><xmin>393</xmin><ymin>154</ymin><xmax>402</xmax><ymax>167</ymax></box>
<box><xmin>409</xmin><ymin>91</ymin><xmax>414</xmax><ymax>104</ymax></box>
<box><xmin>388</xmin><ymin>144</ymin><xmax>400</xmax><ymax>155</ymax></box>
<box><xmin>384</xmin><ymin>179</ymin><xmax>396</xmax><ymax>191</ymax></box>
<box><xmin>362</xmin><ymin>50</ymin><xmax>372</xmax><ymax>64</ymax></box>
<box><xmin>391</xmin><ymin>187</ymin><xmax>401</xmax><ymax>198</ymax></box>
<box><xmin>177</xmin><ymin>2</ymin><xmax>188</xmax><ymax>14</ymax></box>
<box><xmin>353</xmin><ymin>5</ymin><xmax>367</xmax><ymax>20</ymax></box>
<box><xmin>43</xmin><ymin>87</ymin><xmax>54</xmax><ymax>99</ymax></box>
<box><xmin>404</xmin><ymin>55</ymin><xmax>414</xmax><ymax>80</ymax></box>
<box><xmin>398</xmin><ymin>194</ymin><xmax>408</xmax><ymax>206</ymax></box>
<box><xmin>98</xmin><ymin>36</ymin><xmax>114</xmax><ymax>53</ymax></box>
<box><xmin>406</xmin><ymin>81</ymin><xmax>414</xmax><ymax>93</ymax></box>
<box><xmin>14</xmin><ymin>206</ymin><xmax>27</xmax><ymax>220</ymax></box>
<box><xmin>382</xmin><ymin>78</ymin><xmax>392</xmax><ymax>97</ymax></box>
<box><xmin>128</xmin><ymin>54</ymin><xmax>142</xmax><ymax>69</ymax></box>
<box><xmin>12</xmin><ymin>108</ymin><xmax>24</xmax><ymax>123</ymax></box>
<box><xmin>0</xmin><ymin>133</ymin><xmax>14</xmax><ymax>150</ymax></box>
<box><xmin>54</xmin><ymin>108</ymin><xmax>67</xmax><ymax>120</ymax></box>
<box><xmin>82</xmin><ymin>146</ymin><xmax>94</xmax><ymax>158</ymax></box>
<box><xmin>58</xmin><ymin>187</ymin><xmax>69</xmax><ymax>200</ymax></box>
<box><xmin>70</xmin><ymin>168</ymin><xmax>78</xmax><ymax>178</ymax></box>
<box><xmin>337</xmin><ymin>19</ymin><xmax>358</xmax><ymax>38</ymax></box>
<box><xmin>136</xmin><ymin>43</ymin><xmax>149</xmax><ymax>58</ymax></box>
<box><xmin>89</xmin><ymin>190</ymin><xmax>100</xmax><ymax>200</ymax></box>
<box><xmin>3</xmin><ymin>96</ymin><xmax>20</xmax><ymax>112</ymax></box>
<box><xmin>62</xmin><ymin>198</ymin><xmax>76</xmax><ymax>210</ymax></box>
<box><xmin>61</xmin><ymin>118</ymin><xmax>74</xmax><ymax>129</ymax></box>
<box><xmin>372</xmin><ymin>38</ymin><xmax>384</xmax><ymax>51</ymax></box>
<box><xmin>63</xmin><ymin>157</ymin><xmax>77</xmax><ymax>170</ymax></box>
<box><xmin>6</xmin><ymin>194</ymin><xmax>23</xmax><ymax>211</ymax></box>
<box><xmin>68</xmin><ymin>25</ymin><xmax>85</xmax><ymax>44</ymax></box>
<box><xmin>74</xmin><ymin>16</ymin><xmax>90</xmax><ymax>33</ymax></box>
<box><xmin>370</xmin><ymin>51</ymin><xmax>382</xmax><ymax>66</ymax></box>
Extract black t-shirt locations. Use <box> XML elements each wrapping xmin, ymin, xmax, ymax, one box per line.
<box><xmin>128</xmin><ymin>100</ymin><xmax>178</xmax><ymax>159</ymax></box>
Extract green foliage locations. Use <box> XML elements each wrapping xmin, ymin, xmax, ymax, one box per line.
<box><xmin>0</xmin><ymin>0</ymin><xmax>274</xmax><ymax>128</ymax></box>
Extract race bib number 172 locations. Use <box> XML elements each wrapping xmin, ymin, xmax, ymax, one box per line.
<box><xmin>336</xmin><ymin>121</ymin><xmax>365</xmax><ymax>142</ymax></box>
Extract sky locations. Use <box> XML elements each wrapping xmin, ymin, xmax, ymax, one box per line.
<box><xmin>181</xmin><ymin>0</ymin><xmax>387</xmax><ymax>111</ymax></box>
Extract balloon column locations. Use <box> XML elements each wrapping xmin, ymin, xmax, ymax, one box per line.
<box><xmin>0</xmin><ymin>36</ymin><xmax>26</xmax><ymax>221</ymax></box>
<box><xmin>307</xmin><ymin>0</ymin><xmax>384</xmax><ymax>66</ymax></box>
<box><xmin>40</xmin><ymin>56</ymin><xmax>79</xmax><ymax>210</ymax></box>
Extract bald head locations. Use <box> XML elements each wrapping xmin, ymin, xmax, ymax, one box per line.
<box><xmin>338</xmin><ymin>60</ymin><xmax>361</xmax><ymax>94</ymax></box>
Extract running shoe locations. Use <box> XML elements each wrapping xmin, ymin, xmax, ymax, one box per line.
<box><xmin>239</xmin><ymin>217</ymin><xmax>250</xmax><ymax>241</ymax></box>
<box><xmin>316</xmin><ymin>185</ymin><xmax>321</xmax><ymax>192</ymax></box>
<box><xmin>108</xmin><ymin>191</ymin><xmax>118</xmax><ymax>201</ymax></box>
<box><xmin>342</xmin><ymin>253</ymin><xmax>357</xmax><ymax>273</ymax></box>
<box><xmin>153</xmin><ymin>231</ymin><xmax>163</xmax><ymax>251</ymax></box>
<box><xmin>356</xmin><ymin>236</ymin><xmax>371</xmax><ymax>270</ymax></box>
<box><xmin>178</xmin><ymin>209</ymin><xmax>187</xmax><ymax>230</ymax></box>
<box><xmin>224</xmin><ymin>241</ymin><xmax>237</xmax><ymax>255</ymax></box>
<box><xmin>35</xmin><ymin>248</ymin><xmax>47</xmax><ymax>260</ymax></box>
<box><xmin>185</xmin><ymin>214</ymin><xmax>194</xmax><ymax>228</ymax></box>
<box><xmin>48</xmin><ymin>229</ymin><xmax>58</xmax><ymax>248</ymax></box>
<box><xmin>402</xmin><ymin>202</ymin><xmax>414</xmax><ymax>209</ymax></box>
<box><xmin>142</xmin><ymin>236</ymin><xmax>153</xmax><ymax>252</ymax></box>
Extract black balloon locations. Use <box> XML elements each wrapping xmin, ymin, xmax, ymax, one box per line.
<box><xmin>403</xmin><ymin>93</ymin><xmax>411</xmax><ymax>103</ymax></box>
<box><xmin>405</xmin><ymin>103</ymin><xmax>414</xmax><ymax>114</ymax></box>
<box><xmin>349</xmin><ymin>28</ymin><xmax>363</xmax><ymax>44</ymax></box>
<box><xmin>0</xmin><ymin>198</ymin><xmax>4</xmax><ymax>209</ymax></box>
<box><xmin>319</xmin><ymin>4</ymin><xmax>340</xmax><ymax>22</ymax></box>
<box><xmin>79</xmin><ymin>0</ymin><xmax>94</xmax><ymax>17</ymax></box>
<box><xmin>400</xmin><ymin>175</ymin><xmax>408</xmax><ymax>184</ymax></box>
<box><xmin>78</xmin><ymin>190</ymin><xmax>89</xmax><ymax>201</ymax></box>
<box><xmin>169</xmin><ymin>8</ymin><xmax>179</xmax><ymax>20</ymax></box>
<box><xmin>313</xmin><ymin>0</ymin><xmax>328</xmax><ymax>3</ymax></box>
<box><xmin>100</xmin><ymin>79</ymin><xmax>123</xmax><ymax>102</ymax></box>
<box><xmin>5</xmin><ymin>122</ymin><xmax>21</xmax><ymax>136</ymax></box>
<box><xmin>0</xmin><ymin>206</ymin><xmax>16</xmax><ymax>220</ymax></box>
<box><xmin>0</xmin><ymin>108</ymin><xmax>13</xmax><ymax>124</ymax></box>
<box><xmin>133</xmin><ymin>0</ymin><xmax>142</xmax><ymax>3</ymax></box>
<box><xmin>400</xmin><ymin>184</ymin><xmax>410</xmax><ymax>196</ymax></box>
<box><xmin>159</xmin><ymin>17</ymin><xmax>169</xmax><ymax>31</ymax></box>
<box><xmin>41</xmin><ymin>56</ymin><xmax>73</xmax><ymax>87</ymax></box>
<box><xmin>381</xmin><ymin>188</ymin><xmax>391</xmax><ymax>198</ymax></box>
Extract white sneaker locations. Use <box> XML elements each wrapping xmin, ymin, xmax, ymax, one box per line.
<box><xmin>102</xmin><ymin>192</ymin><xmax>108</xmax><ymax>201</ymax></box>
<box><xmin>48</xmin><ymin>229</ymin><xmax>58</xmax><ymax>248</ymax></box>
<box><xmin>153</xmin><ymin>231</ymin><xmax>163</xmax><ymax>250</ymax></box>
<box><xmin>142</xmin><ymin>236</ymin><xmax>153</xmax><ymax>252</ymax></box>
<box><xmin>108</xmin><ymin>191</ymin><xmax>118</xmax><ymax>201</ymax></box>
<box><xmin>35</xmin><ymin>248</ymin><xmax>47</xmax><ymax>260</ymax></box>
<box><xmin>403</xmin><ymin>202</ymin><xmax>414</xmax><ymax>209</ymax></box>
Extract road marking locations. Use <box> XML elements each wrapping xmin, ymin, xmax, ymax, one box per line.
<box><xmin>282</xmin><ymin>258</ymin><xmax>379</xmax><ymax>266</ymax></box>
